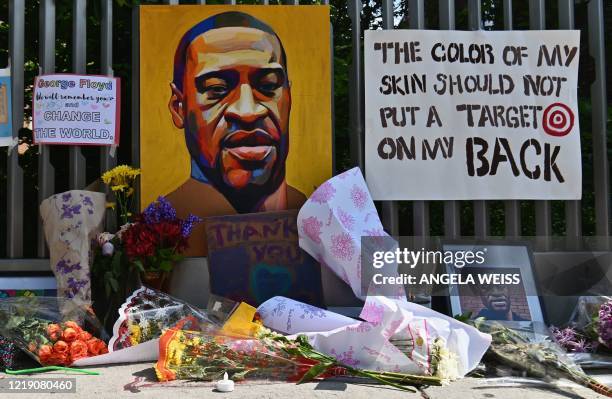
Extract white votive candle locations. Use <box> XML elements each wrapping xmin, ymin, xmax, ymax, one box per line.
<box><xmin>216</xmin><ymin>372</ymin><xmax>234</xmax><ymax>392</ymax></box>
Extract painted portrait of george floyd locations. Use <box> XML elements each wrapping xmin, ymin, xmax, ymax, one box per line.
<box><xmin>139</xmin><ymin>6</ymin><xmax>332</xmax><ymax>256</ymax></box>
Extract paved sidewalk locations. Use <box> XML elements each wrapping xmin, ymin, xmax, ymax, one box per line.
<box><xmin>1</xmin><ymin>363</ymin><xmax>609</xmax><ymax>399</ymax></box>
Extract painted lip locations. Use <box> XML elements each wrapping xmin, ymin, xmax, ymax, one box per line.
<box><xmin>223</xmin><ymin>129</ymin><xmax>277</xmax><ymax>162</ymax></box>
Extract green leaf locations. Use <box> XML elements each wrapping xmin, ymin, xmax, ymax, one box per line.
<box><xmin>159</xmin><ymin>260</ymin><xmax>173</xmax><ymax>272</ymax></box>
<box><xmin>111</xmin><ymin>250</ymin><xmax>122</xmax><ymax>274</ymax></box>
<box><xmin>298</xmin><ymin>362</ymin><xmax>332</xmax><ymax>384</ymax></box>
<box><xmin>132</xmin><ymin>260</ymin><xmax>145</xmax><ymax>272</ymax></box>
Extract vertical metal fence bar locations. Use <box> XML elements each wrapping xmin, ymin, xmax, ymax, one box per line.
<box><xmin>37</xmin><ymin>0</ymin><xmax>56</xmax><ymax>257</ymax></box>
<box><xmin>503</xmin><ymin>0</ymin><xmax>512</xmax><ymax>30</ymax></box>
<box><xmin>70</xmin><ymin>0</ymin><xmax>87</xmax><ymax>189</ymax></box>
<box><xmin>408</xmin><ymin>0</ymin><xmax>429</xmax><ymax>237</ymax></box>
<box><xmin>196</xmin><ymin>0</ymin><xmax>206</xmax><ymax>5</ymax></box>
<box><xmin>468</xmin><ymin>0</ymin><xmax>481</xmax><ymax>31</ymax></box>
<box><xmin>558</xmin><ymin>0</ymin><xmax>581</xmax><ymax>240</ymax></box>
<box><xmin>468</xmin><ymin>0</ymin><xmax>488</xmax><ymax>237</ymax></box>
<box><xmin>439</xmin><ymin>0</ymin><xmax>460</xmax><ymax>238</ymax></box>
<box><xmin>348</xmin><ymin>0</ymin><xmax>364</xmax><ymax>172</ymax></box>
<box><xmin>529</xmin><ymin>0</ymin><xmax>552</xmax><ymax>244</ymax></box>
<box><xmin>379</xmin><ymin>0</ymin><xmax>399</xmax><ymax>237</ymax></box>
<box><xmin>101</xmin><ymin>0</ymin><xmax>116</xmax><ymax>231</ymax></box>
<box><xmin>7</xmin><ymin>0</ymin><xmax>25</xmax><ymax>258</ymax></box>
<box><xmin>587</xmin><ymin>0</ymin><xmax>610</xmax><ymax>237</ymax></box>
<box><xmin>502</xmin><ymin>0</ymin><xmax>521</xmax><ymax>238</ymax></box>
<box><xmin>408</xmin><ymin>0</ymin><xmax>424</xmax><ymax>29</ymax></box>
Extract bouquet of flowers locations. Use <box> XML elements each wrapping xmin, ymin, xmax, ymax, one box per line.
<box><xmin>109</xmin><ymin>287</ymin><xmax>217</xmax><ymax>352</ymax></box>
<box><xmin>551</xmin><ymin>297</ymin><xmax>612</xmax><ymax>354</ymax></box>
<box><xmin>472</xmin><ymin>319</ymin><xmax>612</xmax><ymax>397</ymax></box>
<box><xmin>155</xmin><ymin>326</ymin><xmax>442</xmax><ymax>391</ymax></box>
<box><xmin>101</xmin><ymin>165</ymin><xmax>140</xmax><ymax>225</ymax></box>
<box><xmin>0</xmin><ymin>297</ymin><xmax>108</xmax><ymax>367</ymax></box>
<box><xmin>122</xmin><ymin>196</ymin><xmax>201</xmax><ymax>278</ymax></box>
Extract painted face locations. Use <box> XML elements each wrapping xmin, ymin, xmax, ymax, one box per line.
<box><xmin>181</xmin><ymin>27</ymin><xmax>291</xmax><ymax>194</ymax></box>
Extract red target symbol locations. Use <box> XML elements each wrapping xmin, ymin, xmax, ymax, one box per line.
<box><xmin>543</xmin><ymin>103</ymin><xmax>574</xmax><ymax>137</ymax></box>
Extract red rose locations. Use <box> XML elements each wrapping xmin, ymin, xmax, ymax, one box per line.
<box><xmin>46</xmin><ymin>352</ymin><xmax>69</xmax><ymax>366</ymax></box>
<box><xmin>53</xmin><ymin>340</ymin><xmax>69</xmax><ymax>354</ymax></box>
<box><xmin>79</xmin><ymin>331</ymin><xmax>93</xmax><ymax>341</ymax></box>
<box><xmin>63</xmin><ymin>321</ymin><xmax>83</xmax><ymax>333</ymax></box>
<box><xmin>62</xmin><ymin>327</ymin><xmax>78</xmax><ymax>342</ymax></box>
<box><xmin>86</xmin><ymin>339</ymin><xmax>100</xmax><ymax>355</ymax></box>
<box><xmin>70</xmin><ymin>340</ymin><xmax>89</xmax><ymax>361</ymax></box>
<box><xmin>38</xmin><ymin>345</ymin><xmax>52</xmax><ymax>362</ymax></box>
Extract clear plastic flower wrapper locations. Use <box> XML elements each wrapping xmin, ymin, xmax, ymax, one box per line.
<box><xmin>156</xmin><ymin>302</ymin><xmax>446</xmax><ymax>391</ymax></box>
<box><xmin>0</xmin><ymin>296</ymin><xmax>109</xmax><ymax>366</ymax></box>
<box><xmin>155</xmin><ymin>328</ymin><xmax>332</xmax><ymax>383</ymax></box>
<box><xmin>109</xmin><ymin>287</ymin><xmax>218</xmax><ymax>351</ymax></box>
<box><xmin>473</xmin><ymin>319</ymin><xmax>612</xmax><ymax>397</ymax></box>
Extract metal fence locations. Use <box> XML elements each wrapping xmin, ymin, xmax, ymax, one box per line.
<box><xmin>2</xmin><ymin>0</ymin><xmax>609</xmax><ymax>272</ymax></box>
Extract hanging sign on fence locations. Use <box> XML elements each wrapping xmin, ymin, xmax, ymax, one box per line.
<box><xmin>364</xmin><ymin>30</ymin><xmax>581</xmax><ymax>200</ymax></box>
<box><xmin>33</xmin><ymin>74</ymin><xmax>120</xmax><ymax>146</ymax></box>
<box><xmin>0</xmin><ymin>68</ymin><xmax>12</xmax><ymax>146</ymax></box>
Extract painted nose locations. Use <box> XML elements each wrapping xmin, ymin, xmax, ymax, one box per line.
<box><xmin>225</xmin><ymin>84</ymin><xmax>268</xmax><ymax>124</ymax></box>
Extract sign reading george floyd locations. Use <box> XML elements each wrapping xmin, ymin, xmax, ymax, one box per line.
<box><xmin>364</xmin><ymin>30</ymin><xmax>581</xmax><ymax>200</ymax></box>
<box><xmin>33</xmin><ymin>74</ymin><xmax>120</xmax><ymax>146</ymax></box>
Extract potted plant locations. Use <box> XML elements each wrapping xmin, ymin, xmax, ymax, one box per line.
<box><xmin>122</xmin><ymin>196</ymin><xmax>201</xmax><ymax>291</ymax></box>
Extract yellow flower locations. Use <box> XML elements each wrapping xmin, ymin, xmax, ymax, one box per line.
<box><xmin>126</xmin><ymin>187</ymin><xmax>135</xmax><ymax>197</ymax></box>
<box><xmin>105</xmin><ymin>202</ymin><xmax>116</xmax><ymax>209</ymax></box>
<box><xmin>111</xmin><ymin>184</ymin><xmax>128</xmax><ymax>192</ymax></box>
<box><xmin>129</xmin><ymin>324</ymin><xmax>142</xmax><ymax>345</ymax></box>
<box><xmin>101</xmin><ymin>165</ymin><xmax>141</xmax><ymax>187</ymax></box>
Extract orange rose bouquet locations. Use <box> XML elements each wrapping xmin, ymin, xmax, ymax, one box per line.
<box><xmin>0</xmin><ymin>297</ymin><xmax>109</xmax><ymax>367</ymax></box>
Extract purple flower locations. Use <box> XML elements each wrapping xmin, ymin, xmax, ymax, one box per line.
<box><xmin>143</xmin><ymin>196</ymin><xmax>177</xmax><ymax>224</ymax></box>
<box><xmin>61</xmin><ymin>204</ymin><xmax>81</xmax><ymax>219</ymax></box>
<box><xmin>598</xmin><ymin>300</ymin><xmax>612</xmax><ymax>348</ymax></box>
<box><xmin>180</xmin><ymin>214</ymin><xmax>202</xmax><ymax>238</ymax></box>
<box><xmin>551</xmin><ymin>326</ymin><xmax>596</xmax><ymax>353</ymax></box>
<box><xmin>61</xmin><ymin>192</ymin><xmax>72</xmax><ymax>202</ymax></box>
<box><xmin>83</xmin><ymin>196</ymin><xmax>94</xmax><ymax>207</ymax></box>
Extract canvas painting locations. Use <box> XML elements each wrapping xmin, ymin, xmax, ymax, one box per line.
<box><xmin>139</xmin><ymin>6</ymin><xmax>332</xmax><ymax>256</ymax></box>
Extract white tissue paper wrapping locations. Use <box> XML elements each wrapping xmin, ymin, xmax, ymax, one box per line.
<box><xmin>257</xmin><ymin>167</ymin><xmax>492</xmax><ymax>377</ymax></box>
<box><xmin>297</xmin><ymin>167</ymin><xmax>404</xmax><ymax>300</ymax></box>
<box><xmin>258</xmin><ymin>295</ymin><xmax>491</xmax><ymax>376</ymax></box>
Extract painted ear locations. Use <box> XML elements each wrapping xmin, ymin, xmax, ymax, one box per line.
<box><xmin>168</xmin><ymin>83</ymin><xmax>184</xmax><ymax>129</ymax></box>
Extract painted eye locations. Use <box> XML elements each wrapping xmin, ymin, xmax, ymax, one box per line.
<box><xmin>255</xmin><ymin>71</ymin><xmax>284</xmax><ymax>96</ymax></box>
<box><xmin>204</xmin><ymin>84</ymin><xmax>229</xmax><ymax>99</ymax></box>
<box><xmin>196</xmin><ymin>74</ymin><xmax>234</xmax><ymax>101</ymax></box>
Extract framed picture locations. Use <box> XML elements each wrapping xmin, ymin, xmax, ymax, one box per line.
<box><xmin>443</xmin><ymin>241</ymin><xmax>545</xmax><ymax>325</ymax></box>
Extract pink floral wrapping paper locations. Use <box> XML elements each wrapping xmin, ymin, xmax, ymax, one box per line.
<box><xmin>40</xmin><ymin>190</ymin><xmax>106</xmax><ymax>315</ymax></box>
<box><xmin>258</xmin><ymin>295</ymin><xmax>491</xmax><ymax>376</ymax></box>
<box><xmin>262</xmin><ymin>168</ymin><xmax>492</xmax><ymax>376</ymax></box>
<box><xmin>297</xmin><ymin>167</ymin><xmax>404</xmax><ymax>300</ymax></box>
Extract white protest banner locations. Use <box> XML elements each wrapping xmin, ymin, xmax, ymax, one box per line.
<box><xmin>364</xmin><ymin>30</ymin><xmax>581</xmax><ymax>200</ymax></box>
<box><xmin>33</xmin><ymin>74</ymin><xmax>120</xmax><ymax>146</ymax></box>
